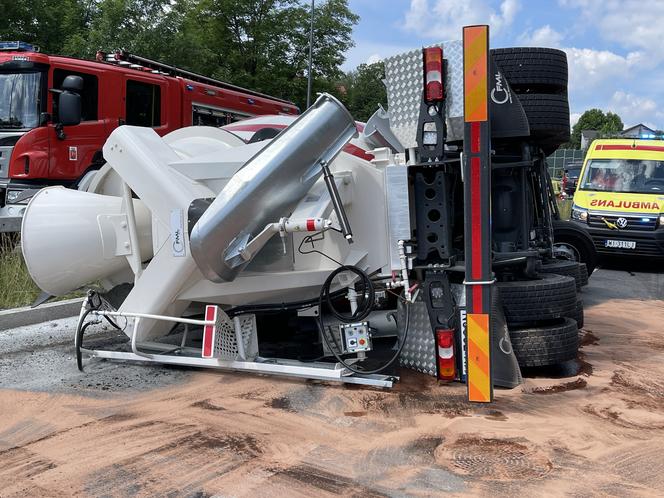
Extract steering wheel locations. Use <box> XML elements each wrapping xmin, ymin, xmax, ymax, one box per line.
<box><xmin>644</xmin><ymin>179</ymin><xmax>664</xmax><ymax>191</ymax></box>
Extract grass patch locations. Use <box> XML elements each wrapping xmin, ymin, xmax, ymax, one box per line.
<box><xmin>0</xmin><ymin>235</ymin><xmax>41</xmax><ymax>310</ymax></box>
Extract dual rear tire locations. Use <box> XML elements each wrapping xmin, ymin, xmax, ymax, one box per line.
<box><xmin>491</xmin><ymin>47</ymin><xmax>570</xmax><ymax>153</ymax></box>
<box><xmin>497</xmin><ymin>271</ymin><xmax>582</xmax><ymax>368</ymax></box>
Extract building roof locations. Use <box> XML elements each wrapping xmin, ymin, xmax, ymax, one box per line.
<box><xmin>620</xmin><ymin>123</ymin><xmax>656</xmax><ymax>137</ymax></box>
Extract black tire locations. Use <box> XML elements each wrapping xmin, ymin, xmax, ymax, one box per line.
<box><xmin>491</xmin><ymin>47</ymin><xmax>568</xmax><ymax>93</ymax></box>
<box><xmin>509</xmin><ymin>318</ymin><xmax>579</xmax><ymax>367</ymax></box>
<box><xmin>498</xmin><ymin>273</ymin><xmax>577</xmax><ymax>327</ymax></box>
<box><xmin>569</xmin><ymin>296</ymin><xmax>584</xmax><ymax>329</ymax></box>
<box><xmin>517</xmin><ymin>93</ymin><xmax>570</xmax><ymax>143</ymax></box>
<box><xmin>578</xmin><ymin>263</ymin><xmax>589</xmax><ymax>287</ymax></box>
<box><xmin>539</xmin><ymin>259</ymin><xmax>581</xmax><ymax>289</ymax></box>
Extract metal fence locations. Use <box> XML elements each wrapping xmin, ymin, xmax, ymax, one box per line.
<box><xmin>546</xmin><ymin>149</ymin><xmax>584</xmax><ymax>178</ymax></box>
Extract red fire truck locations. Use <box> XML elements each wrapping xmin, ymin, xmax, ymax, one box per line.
<box><xmin>0</xmin><ymin>42</ymin><xmax>299</xmax><ymax>232</ymax></box>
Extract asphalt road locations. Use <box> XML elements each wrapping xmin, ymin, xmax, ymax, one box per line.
<box><xmin>583</xmin><ymin>257</ymin><xmax>664</xmax><ymax>306</ymax></box>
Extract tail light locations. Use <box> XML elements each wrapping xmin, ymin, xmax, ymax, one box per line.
<box><xmin>423</xmin><ymin>47</ymin><xmax>444</xmax><ymax>102</ymax></box>
<box><xmin>436</xmin><ymin>328</ymin><xmax>456</xmax><ymax>381</ymax></box>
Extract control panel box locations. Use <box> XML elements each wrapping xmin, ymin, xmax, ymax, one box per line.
<box><xmin>339</xmin><ymin>322</ymin><xmax>372</xmax><ymax>354</ymax></box>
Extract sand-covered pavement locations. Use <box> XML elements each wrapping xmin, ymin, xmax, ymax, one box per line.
<box><xmin>0</xmin><ymin>267</ymin><xmax>663</xmax><ymax>497</ymax></box>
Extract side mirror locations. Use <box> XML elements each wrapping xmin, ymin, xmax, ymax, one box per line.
<box><xmin>59</xmin><ymin>92</ymin><xmax>81</xmax><ymax>126</ymax></box>
<box><xmin>62</xmin><ymin>75</ymin><xmax>84</xmax><ymax>92</ymax></box>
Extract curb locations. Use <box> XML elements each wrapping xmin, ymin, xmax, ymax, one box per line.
<box><xmin>0</xmin><ymin>298</ymin><xmax>83</xmax><ymax>331</ymax></box>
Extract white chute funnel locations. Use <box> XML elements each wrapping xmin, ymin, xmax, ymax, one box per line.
<box><xmin>21</xmin><ymin>187</ymin><xmax>153</xmax><ymax>296</ymax></box>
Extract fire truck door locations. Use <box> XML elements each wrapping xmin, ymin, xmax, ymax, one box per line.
<box><xmin>48</xmin><ymin>68</ymin><xmax>106</xmax><ymax>183</ymax></box>
<box><xmin>121</xmin><ymin>76</ymin><xmax>169</xmax><ymax>135</ymax></box>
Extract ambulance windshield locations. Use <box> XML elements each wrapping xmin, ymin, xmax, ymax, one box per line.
<box><xmin>580</xmin><ymin>159</ymin><xmax>664</xmax><ymax>194</ymax></box>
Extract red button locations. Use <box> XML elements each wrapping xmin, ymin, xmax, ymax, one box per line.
<box><xmin>359</xmin><ymin>339</ymin><xmax>366</xmax><ymax>345</ymax></box>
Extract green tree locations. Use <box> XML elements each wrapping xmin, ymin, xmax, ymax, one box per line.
<box><xmin>2</xmin><ymin>0</ymin><xmax>358</xmax><ymax>110</ymax></box>
<box><xmin>189</xmin><ymin>0</ymin><xmax>358</xmax><ymax>108</ymax></box>
<box><xmin>0</xmin><ymin>0</ymin><xmax>88</xmax><ymax>55</ymax></box>
<box><xmin>569</xmin><ymin>109</ymin><xmax>624</xmax><ymax>148</ymax></box>
<box><xmin>339</xmin><ymin>61</ymin><xmax>386</xmax><ymax>122</ymax></box>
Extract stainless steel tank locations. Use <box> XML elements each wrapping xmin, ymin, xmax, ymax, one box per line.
<box><xmin>189</xmin><ymin>93</ymin><xmax>358</xmax><ymax>282</ymax></box>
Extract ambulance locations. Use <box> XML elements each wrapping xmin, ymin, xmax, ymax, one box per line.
<box><xmin>570</xmin><ymin>139</ymin><xmax>664</xmax><ymax>257</ymax></box>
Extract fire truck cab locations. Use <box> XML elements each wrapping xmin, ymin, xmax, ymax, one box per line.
<box><xmin>0</xmin><ymin>42</ymin><xmax>298</xmax><ymax>232</ymax></box>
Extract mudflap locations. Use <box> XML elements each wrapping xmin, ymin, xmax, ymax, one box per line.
<box><xmin>491</xmin><ymin>288</ymin><xmax>522</xmax><ymax>388</ymax></box>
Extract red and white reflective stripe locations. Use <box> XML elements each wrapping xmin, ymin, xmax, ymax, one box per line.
<box><xmin>596</xmin><ymin>144</ymin><xmax>664</xmax><ymax>152</ymax></box>
<box><xmin>202</xmin><ymin>305</ymin><xmax>218</xmax><ymax>358</ymax></box>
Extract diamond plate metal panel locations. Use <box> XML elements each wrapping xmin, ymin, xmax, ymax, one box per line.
<box><xmin>398</xmin><ymin>293</ymin><xmax>437</xmax><ymax>376</ymax></box>
<box><xmin>384</xmin><ymin>40</ymin><xmax>464</xmax><ymax>148</ymax></box>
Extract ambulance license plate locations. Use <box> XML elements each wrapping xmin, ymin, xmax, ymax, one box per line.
<box><xmin>604</xmin><ymin>239</ymin><xmax>636</xmax><ymax>249</ymax></box>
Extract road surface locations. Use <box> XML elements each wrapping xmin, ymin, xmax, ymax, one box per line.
<box><xmin>0</xmin><ymin>265</ymin><xmax>662</xmax><ymax>497</ymax></box>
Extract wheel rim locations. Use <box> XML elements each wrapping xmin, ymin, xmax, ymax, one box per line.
<box><xmin>553</xmin><ymin>242</ymin><xmax>580</xmax><ymax>261</ymax></box>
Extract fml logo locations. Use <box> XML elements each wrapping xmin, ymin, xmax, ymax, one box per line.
<box><xmin>490</xmin><ymin>71</ymin><xmax>512</xmax><ymax>105</ymax></box>
<box><xmin>170</xmin><ymin>209</ymin><xmax>186</xmax><ymax>257</ymax></box>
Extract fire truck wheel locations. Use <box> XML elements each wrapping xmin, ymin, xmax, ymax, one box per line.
<box><xmin>100</xmin><ymin>283</ymin><xmax>133</xmax><ymax>309</ymax></box>
<box><xmin>517</xmin><ymin>93</ymin><xmax>570</xmax><ymax>144</ymax></box>
<box><xmin>538</xmin><ymin>259</ymin><xmax>581</xmax><ymax>289</ymax></box>
<box><xmin>497</xmin><ymin>273</ymin><xmax>577</xmax><ymax>327</ymax></box>
<box><xmin>76</xmin><ymin>168</ymin><xmax>101</xmax><ymax>192</ymax></box>
<box><xmin>509</xmin><ymin>318</ymin><xmax>579</xmax><ymax>367</ymax></box>
<box><xmin>491</xmin><ymin>47</ymin><xmax>568</xmax><ymax>93</ymax></box>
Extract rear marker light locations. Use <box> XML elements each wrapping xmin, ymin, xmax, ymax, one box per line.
<box><xmin>436</xmin><ymin>328</ymin><xmax>456</xmax><ymax>381</ymax></box>
<box><xmin>423</xmin><ymin>47</ymin><xmax>444</xmax><ymax>102</ymax></box>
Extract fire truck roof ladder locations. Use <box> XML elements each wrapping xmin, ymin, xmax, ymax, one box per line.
<box><xmin>103</xmin><ymin>50</ymin><xmax>296</xmax><ymax>106</ymax></box>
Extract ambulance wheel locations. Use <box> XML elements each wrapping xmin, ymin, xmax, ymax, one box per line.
<box><xmin>517</xmin><ymin>93</ymin><xmax>570</xmax><ymax>143</ymax></box>
<box><xmin>552</xmin><ymin>232</ymin><xmax>597</xmax><ymax>275</ymax></box>
<box><xmin>509</xmin><ymin>318</ymin><xmax>579</xmax><ymax>367</ymax></box>
<box><xmin>491</xmin><ymin>47</ymin><xmax>568</xmax><ymax>93</ymax></box>
<box><xmin>538</xmin><ymin>259</ymin><xmax>581</xmax><ymax>289</ymax></box>
<box><xmin>497</xmin><ymin>273</ymin><xmax>577</xmax><ymax>327</ymax></box>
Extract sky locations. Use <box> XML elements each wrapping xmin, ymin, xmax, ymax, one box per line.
<box><xmin>343</xmin><ymin>0</ymin><xmax>664</xmax><ymax>130</ymax></box>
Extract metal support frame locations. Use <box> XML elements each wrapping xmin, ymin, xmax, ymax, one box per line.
<box><xmin>122</xmin><ymin>182</ymin><xmax>143</xmax><ymax>280</ymax></box>
<box><xmin>81</xmin><ymin>307</ymin><xmax>395</xmax><ymax>388</ymax></box>
<box><xmin>462</xmin><ymin>25</ymin><xmax>494</xmax><ymax>403</ymax></box>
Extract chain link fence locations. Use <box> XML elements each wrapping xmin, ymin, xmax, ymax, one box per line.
<box><xmin>547</xmin><ymin>148</ymin><xmax>584</xmax><ymax>178</ymax></box>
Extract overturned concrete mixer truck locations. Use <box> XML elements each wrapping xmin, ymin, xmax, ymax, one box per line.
<box><xmin>20</xmin><ymin>26</ymin><xmax>589</xmax><ymax>402</ymax></box>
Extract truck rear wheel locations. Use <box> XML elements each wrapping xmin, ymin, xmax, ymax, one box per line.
<box><xmin>517</xmin><ymin>93</ymin><xmax>570</xmax><ymax>142</ymax></box>
<box><xmin>539</xmin><ymin>259</ymin><xmax>581</xmax><ymax>288</ymax></box>
<box><xmin>570</xmin><ymin>296</ymin><xmax>584</xmax><ymax>329</ymax></box>
<box><xmin>491</xmin><ymin>47</ymin><xmax>568</xmax><ymax>93</ymax></box>
<box><xmin>497</xmin><ymin>273</ymin><xmax>577</xmax><ymax>327</ymax></box>
<box><xmin>509</xmin><ymin>318</ymin><xmax>579</xmax><ymax>367</ymax></box>
<box><xmin>578</xmin><ymin>263</ymin><xmax>589</xmax><ymax>287</ymax></box>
